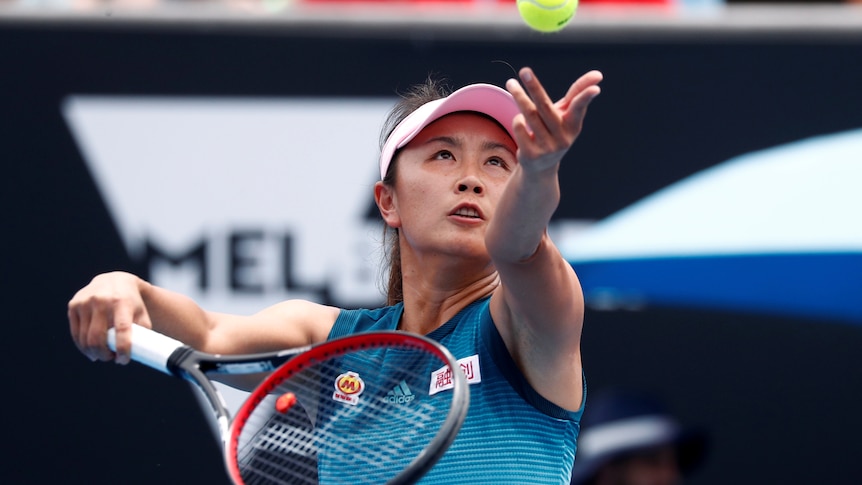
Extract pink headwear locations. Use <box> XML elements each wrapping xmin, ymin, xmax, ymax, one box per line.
<box><xmin>378</xmin><ymin>83</ymin><xmax>521</xmax><ymax>180</ymax></box>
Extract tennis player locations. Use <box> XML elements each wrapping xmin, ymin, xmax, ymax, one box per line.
<box><xmin>69</xmin><ymin>66</ymin><xmax>602</xmax><ymax>483</ymax></box>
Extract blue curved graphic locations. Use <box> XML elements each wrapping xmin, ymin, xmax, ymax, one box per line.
<box><xmin>563</xmin><ymin>128</ymin><xmax>862</xmax><ymax>324</ymax></box>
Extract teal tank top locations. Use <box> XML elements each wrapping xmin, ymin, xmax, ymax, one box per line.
<box><xmin>329</xmin><ymin>297</ymin><xmax>584</xmax><ymax>484</ymax></box>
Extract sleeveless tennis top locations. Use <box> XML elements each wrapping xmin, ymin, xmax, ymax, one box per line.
<box><xmin>329</xmin><ymin>297</ymin><xmax>584</xmax><ymax>484</ymax></box>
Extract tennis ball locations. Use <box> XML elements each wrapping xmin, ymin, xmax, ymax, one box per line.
<box><xmin>517</xmin><ymin>0</ymin><xmax>578</xmax><ymax>33</ymax></box>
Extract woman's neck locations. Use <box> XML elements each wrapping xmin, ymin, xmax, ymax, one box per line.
<box><xmin>398</xmin><ymin>271</ymin><xmax>499</xmax><ymax>335</ymax></box>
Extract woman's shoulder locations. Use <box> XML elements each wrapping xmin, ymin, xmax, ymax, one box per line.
<box><xmin>331</xmin><ymin>302</ymin><xmax>404</xmax><ymax>337</ymax></box>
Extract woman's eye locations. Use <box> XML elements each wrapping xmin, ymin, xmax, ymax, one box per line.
<box><xmin>434</xmin><ymin>150</ymin><xmax>454</xmax><ymax>160</ymax></box>
<box><xmin>487</xmin><ymin>157</ymin><xmax>508</xmax><ymax>169</ymax></box>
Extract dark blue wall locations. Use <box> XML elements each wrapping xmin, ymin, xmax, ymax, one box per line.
<box><xmin>2</xmin><ymin>15</ymin><xmax>861</xmax><ymax>484</ymax></box>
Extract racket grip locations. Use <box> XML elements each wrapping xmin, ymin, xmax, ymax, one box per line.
<box><xmin>107</xmin><ymin>324</ymin><xmax>186</xmax><ymax>375</ymax></box>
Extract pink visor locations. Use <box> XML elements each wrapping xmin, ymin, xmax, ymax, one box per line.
<box><xmin>379</xmin><ymin>83</ymin><xmax>521</xmax><ymax>180</ymax></box>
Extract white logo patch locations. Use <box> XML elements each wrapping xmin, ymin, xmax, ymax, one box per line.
<box><xmin>429</xmin><ymin>354</ymin><xmax>482</xmax><ymax>396</ymax></box>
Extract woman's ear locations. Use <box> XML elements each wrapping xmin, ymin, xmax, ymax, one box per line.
<box><xmin>374</xmin><ymin>181</ymin><xmax>401</xmax><ymax>228</ymax></box>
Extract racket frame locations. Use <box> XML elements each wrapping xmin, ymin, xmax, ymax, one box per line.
<box><xmin>226</xmin><ymin>331</ymin><xmax>469</xmax><ymax>485</ymax></box>
<box><xmin>108</xmin><ymin>325</ymin><xmax>309</xmax><ymax>446</ymax></box>
<box><xmin>109</xmin><ymin>326</ymin><xmax>469</xmax><ymax>485</ymax></box>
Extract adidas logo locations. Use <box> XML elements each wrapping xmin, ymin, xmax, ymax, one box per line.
<box><xmin>384</xmin><ymin>380</ymin><xmax>415</xmax><ymax>404</ymax></box>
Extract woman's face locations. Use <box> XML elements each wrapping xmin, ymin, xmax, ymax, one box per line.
<box><xmin>377</xmin><ymin>112</ymin><xmax>518</xmax><ymax>261</ymax></box>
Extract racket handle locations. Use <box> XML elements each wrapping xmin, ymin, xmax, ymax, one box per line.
<box><xmin>107</xmin><ymin>324</ymin><xmax>186</xmax><ymax>375</ymax></box>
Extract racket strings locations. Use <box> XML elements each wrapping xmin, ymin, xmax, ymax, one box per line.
<box><xmin>239</xmin><ymin>406</ymin><xmax>319</xmax><ymax>484</ymax></box>
<box><xmin>234</xmin><ymin>344</ymin><xmax>456</xmax><ymax>485</ymax></box>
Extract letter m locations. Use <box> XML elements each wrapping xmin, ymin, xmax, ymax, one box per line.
<box><xmin>141</xmin><ymin>238</ymin><xmax>208</xmax><ymax>290</ymax></box>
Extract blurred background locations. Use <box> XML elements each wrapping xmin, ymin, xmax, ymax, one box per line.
<box><xmin>1</xmin><ymin>0</ymin><xmax>860</xmax><ymax>483</ymax></box>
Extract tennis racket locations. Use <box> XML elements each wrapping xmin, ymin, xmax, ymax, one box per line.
<box><xmin>107</xmin><ymin>324</ymin><xmax>469</xmax><ymax>485</ymax></box>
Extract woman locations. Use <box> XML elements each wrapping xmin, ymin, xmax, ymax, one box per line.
<box><xmin>69</xmin><ymin>66</ymin><xmax>602</xmax><ymax>483</ymax></box>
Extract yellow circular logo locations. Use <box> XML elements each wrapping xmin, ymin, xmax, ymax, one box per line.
<box><xmin>335</xmin><ymin>372</ymin><xmax>365</xmax><ymax>396</ymax></box>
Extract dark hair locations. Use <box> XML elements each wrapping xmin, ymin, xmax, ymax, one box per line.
<box><xmin>378</xmin><ymin>77</ymin><xmax>451</xmax><ymax>306</ymax></box>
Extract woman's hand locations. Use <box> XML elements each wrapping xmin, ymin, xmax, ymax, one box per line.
<box><xmin>68</xmin><ymin>271</ymin><xmax>152</xmax><ymax>365</ymax></box>
<box><xmin>505</xmin><ymin>67</ymin><xmax>602</xmax><ymax>174</ymax></box>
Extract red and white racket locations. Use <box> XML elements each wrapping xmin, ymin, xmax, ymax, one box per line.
<box><xmin>107</xmin><ymin>324</ymin><xmax>468</xmax><ymax>484</ymax></box>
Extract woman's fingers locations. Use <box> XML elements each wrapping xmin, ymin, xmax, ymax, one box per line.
<box><xmin>506</xmin><ymin>67</ymin><xmax>603</xmax><ymax>167</ymax></box>
<box><xmin>67</xmin><ymin>272</ymin><xmax>148</xmax><ymax>365</ymax></box>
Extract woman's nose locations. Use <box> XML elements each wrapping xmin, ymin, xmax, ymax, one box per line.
<box><xmin>458</xmin><ymin>180</ymin><xmax>483</xmax><ymax>194</ymax></box>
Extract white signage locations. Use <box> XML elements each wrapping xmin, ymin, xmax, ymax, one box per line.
<box><xmin>63</xmin><ymin>95</ymin><xmax>395</xmax><ymax>313</ymax></box>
